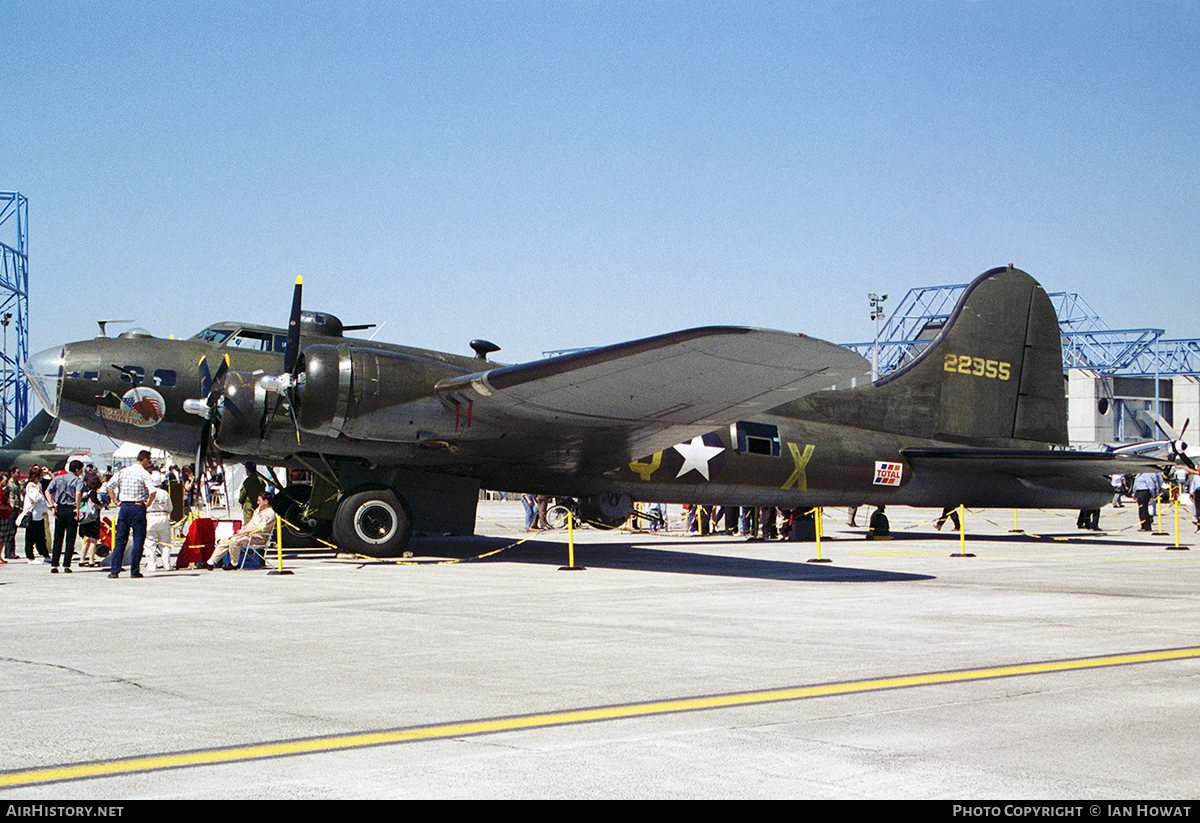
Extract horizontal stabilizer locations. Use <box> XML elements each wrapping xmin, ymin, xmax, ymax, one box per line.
<box><xmin>903</xmin><ymin>447</ymin><xmax>1166</xmax><ymax>479</ymax></box>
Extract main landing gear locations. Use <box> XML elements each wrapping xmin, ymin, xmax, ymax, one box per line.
<box><xmin>332</xmin><ymin>488</ymin><xmax>414</xmax><ymax>557</ymax></box>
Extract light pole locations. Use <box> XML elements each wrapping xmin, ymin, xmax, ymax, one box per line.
<box><xmin>869</xmin><ymin>293</ymin><xmax>887</xmax><ymax>381</ymax></box>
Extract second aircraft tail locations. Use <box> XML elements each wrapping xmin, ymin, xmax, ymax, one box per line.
<box><xmin>4</xmin><ymin>409</ymin><xmax>60</xmax><ymax>450</ymax></box>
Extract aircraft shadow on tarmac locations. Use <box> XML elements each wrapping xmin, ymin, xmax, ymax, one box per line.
<box><xmin>341</xmin><ymin>533</ymin><xmax>937</xmax><ymax>583</ymax></box>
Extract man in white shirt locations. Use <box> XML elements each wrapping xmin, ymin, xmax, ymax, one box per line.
<box><xmin>104</xmin><ymin>450</ymin><xmax>157</xmax><ymax>579</ymax></box>
<box><xmin>144</xmin><ymin>471</ymin><xmax>175</xmax><ymax>572</ymax></box>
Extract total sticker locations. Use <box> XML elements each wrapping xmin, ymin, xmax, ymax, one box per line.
<box><xmin>873</xmin><ymin>461</ymin><xmax>903</xmax><ymax>486</ymax></box>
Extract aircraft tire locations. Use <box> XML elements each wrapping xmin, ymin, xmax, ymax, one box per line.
<box><xmin>333</xmin><ymin>489</ymin><xmax>412</xmax><ymax>557</ymax></box>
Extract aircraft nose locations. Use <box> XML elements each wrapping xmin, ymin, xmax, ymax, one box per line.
<box><xmin>24</xmin><ymin>345</ymin><xmax>65</xmax><ymax>417</ymax></box>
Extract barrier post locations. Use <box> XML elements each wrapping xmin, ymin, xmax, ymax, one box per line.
<box><xmin>1168</xmin><ymin>495</ymin><xmax>1190</xmax><ymax>551</ymax></box>
<box><xmin>808</xmin><ymin>506</ymin><xmax>831</xmax><ymax>563</ymax></box>
<box><xmin>559</xmin><ymin>508</ymin><xmax>584</xmax><ymax>570</ymax></box>
<box><xmin>267</xmin><ymin>513</ymin><xmax>294</xmax><ymax>575</ymax></box>
<box><xmin>951</xmin><ymin>504</ymin><xmax>976</xmax><ymax>557</ymax></box>
<box><xmin>1154</xmin><ymin>494</ymin><xmax>1168</xmax><ymax>535</ymax></box>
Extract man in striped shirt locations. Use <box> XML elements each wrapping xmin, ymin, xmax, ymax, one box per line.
<box><xmin>104</xmin><ymin>450</ymin><xmax>157</xmax><ymax>579</ymax></box>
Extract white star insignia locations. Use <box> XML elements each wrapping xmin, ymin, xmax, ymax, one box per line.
<box><xmin>673</xmin><ymin>436</ymin><xmax>725</xmax><ymax>480</ymax></box>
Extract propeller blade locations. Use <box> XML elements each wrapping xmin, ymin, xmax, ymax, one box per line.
<box><xmin>207</xmin><ymin>355</ymin><xmax>230</xmax><ymax>407</ymax></box>
<box><xmin>192</xmin><ymin>354</ymin><xmax>230</xmax><ymax>473</ymax></box>
<box><xmin>196</xmin><ymin>418</ymin><xmax>211</xmax><ymax>474</ymax></box>
<box><xmin>286</xmin><ymin>392</ymin><xmax>301</xmax><ymax>444</ymax></box>
<box><xmin>284</xmin><ymin>275</ymin><xmax>303</xmax><ymax>376</ymax></box>
<box><xmin>199</xmin><ymin>356</ymin><xmax>212</xmax><ymax>399</ymax></box>
<box><xmin>263</xmin><ymin>276</ymin><xmax>304</xmax><ymax>444</ymax></box>
<box><xmin>1176</xmin><ymin>418</ymin><xmax>1194</xmax><ymax>470</ymax></box>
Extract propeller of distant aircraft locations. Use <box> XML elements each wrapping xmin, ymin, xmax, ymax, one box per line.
<box><xmin>1158</xmin><ymin>416</ymin><xmax>1193</xmax><ymax>469</ymax></box>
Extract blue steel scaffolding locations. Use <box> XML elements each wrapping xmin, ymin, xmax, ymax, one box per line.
<box><xmin>0</xmin><ymin>191</ymin><xmax>30</xmax><ymax>443</ymax></box>
<box><xmin>842</xmin><ymin>282</ymin><xmax>1188</xmax><ymax>379</ymax></box>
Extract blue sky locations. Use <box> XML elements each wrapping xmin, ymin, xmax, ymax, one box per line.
<box><xmin>3</xmin><ymin>1</ymin><xmax>1198</xmax><ymax>453</ymax></box>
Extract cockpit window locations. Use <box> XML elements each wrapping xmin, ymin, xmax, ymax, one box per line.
<box><xmin>193</xmin><ymin>328</ymin><xmax>234</xmax><ymax>344</ymax></box>
<box><xmin>227</xmin><ymin>330</ymin><xmax>274</xmax><ymax>351</ymax></box>
<box><xmin>194</xmin><ymin>327</ymin><xmax>285</xmax><ymax>351</ymax></box>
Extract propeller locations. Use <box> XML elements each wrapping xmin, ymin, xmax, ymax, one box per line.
<box><xmin>184</xmin><ymin>277</ymin><xmax>313</xmax><ymax>465</ymax></box>
<box><xmin>1173</xmin><ymin>418</ymin><xmax>1193</xmax><ymax>469</ymax></box>
<box><xmin>1147</xmin><ymin>414</ymin><xmax>1193</xmax><ymax>469</ymax></box>
<box><xmin>185</xmin><ymin>277</ymin><xmax>305</xmax><ymax>463</ymax></box>
<box><xmin>1128</xmin><ymin>409</ymin><xmax>1194</xmax><ymax>470</ymax></box>
<box><xmin>186</xmin><ymin>354</ymin><xmax>229</xmax><ymax>474</ymax></box>
<box><xmin>259</xmin><ymin>276</ymin><xmax>305</xmax><ymax>444</ymax></box>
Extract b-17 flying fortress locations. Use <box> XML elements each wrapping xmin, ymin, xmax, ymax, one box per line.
<box><xmin>26</xmin><ymin>266</ymin><xmax>1163</xmax><ymax>557</ymax></box>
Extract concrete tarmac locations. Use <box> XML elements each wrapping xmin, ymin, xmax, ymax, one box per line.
<box><xmin>2</xmin><ymin>501</ymin><xmax>1199</xmax><ymax>799</ymax></box>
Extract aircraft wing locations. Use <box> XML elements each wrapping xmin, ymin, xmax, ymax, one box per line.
<box><xmin>437</xmin><ymin>326</ymin><xmax>869</xmax><ymax>470</ymax></box>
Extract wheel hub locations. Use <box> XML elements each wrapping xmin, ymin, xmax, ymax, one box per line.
<box><xmin>355</xmin><ymin>501</ymin><xmax>398</xmax><ymax>544</ymax></box>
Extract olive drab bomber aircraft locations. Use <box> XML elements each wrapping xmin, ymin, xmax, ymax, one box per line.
<box><xmin>26</xmin><ymin>266</ymin><xmax>1164</xmax><ymax>557</ymax></box>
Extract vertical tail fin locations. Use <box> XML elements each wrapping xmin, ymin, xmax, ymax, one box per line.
<box><xmin>4</xmin><ymin>409</ymin><xmax>60</xmax><ymax>450</ymax></box>
<box><xmin>796</xmin><ymin>266</ymin><xmax>1067</xmax><ymax>447</ymax></box>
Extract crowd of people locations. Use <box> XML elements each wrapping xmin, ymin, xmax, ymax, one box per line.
<box><xmin>1117</xmin><ymin>464</ymin><xmax>1200</xmax><ymax>533</ymax></box>
<box><xmin>0</xmin><ymin>456</ymin><xmax>277</xmax><ymax>575</ymax></box>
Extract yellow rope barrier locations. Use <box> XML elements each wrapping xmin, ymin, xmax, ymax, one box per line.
<box><xmin>270</xmin><ymin>515</ymin><xmax>535</xmax><ymax>566</ymax></box>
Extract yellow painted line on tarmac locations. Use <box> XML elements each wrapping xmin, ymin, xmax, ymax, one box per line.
<box><xmin>844</xmin><ymin>550</ymin><xmax>1198</xmax><ymax>563</ymax></box>
<box><xmin>3</xmin><ymin>646</ymin><xmax>1199</xmax><ymax>789</ymax></box>
<box><xmin>1086</xmin><ymin>556</ymin><xmax>1199</xmax><ymax>563</ymax></box>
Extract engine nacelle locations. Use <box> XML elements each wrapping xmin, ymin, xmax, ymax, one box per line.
<box><xmin>213</xmin><ymin>371</ymin><xmax>269</xmax><ymax>452</ymax></box>
<box><xmin>295</xmin><ymin>344</ymin><xmax>469</xmax><ymax>441</ymax></box>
